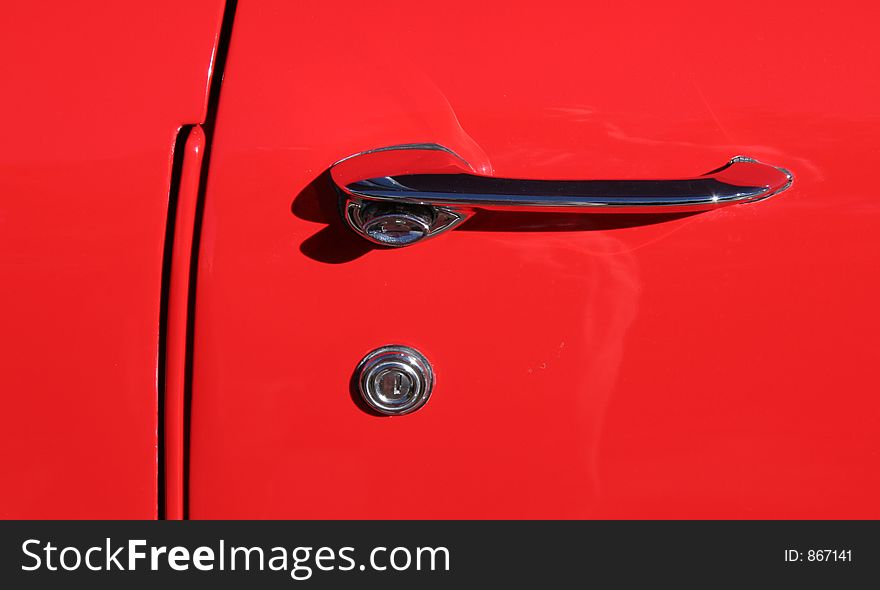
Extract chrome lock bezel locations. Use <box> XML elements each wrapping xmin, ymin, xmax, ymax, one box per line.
<box><xmin>354</xmin><ymin>345</ymin><xmax>434</xmax><ymax>415</ymax></box>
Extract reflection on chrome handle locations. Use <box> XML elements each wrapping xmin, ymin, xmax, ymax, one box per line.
<box><xmin>330</xmin><ymin>143</ymin><xmax>792</xmax><ymax>247</ymax></box>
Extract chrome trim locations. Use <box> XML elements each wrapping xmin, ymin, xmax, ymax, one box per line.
<box><xmin>355</xmin><ymin>345</ymin><xmax>434</xmax><ymax>416</ymax></box>
<box><xmin>331</xmin><ymin>144</ymin><xmax>793</xmax><ymax>246</ymax></box>
<box><xmin>344</xmin><ymin>200</ymin><xmax>468</xmax><ymax>247</ymax></box>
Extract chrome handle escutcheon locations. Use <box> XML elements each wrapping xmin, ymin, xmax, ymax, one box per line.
<box><xmin>330</xmin><ymin>144</ymin><xmax>792</xmax><ymax>247</ymax></box>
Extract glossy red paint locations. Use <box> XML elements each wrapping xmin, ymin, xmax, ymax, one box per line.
<box><xmin>164</xmin><ymin>126</ymin><xmax>206</xmax><ymax>520</ymax></box>
<box><xmin>188</xmin><ymin>0</ymin><xmax>880</xmax><ymax>518</ymax></box>
<box><xmin>0</xmin><ymin>2</ymin><xmax>224</xmax><ymax>517</ymax></box>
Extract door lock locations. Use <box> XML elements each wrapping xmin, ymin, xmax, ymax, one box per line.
<box><xmin>354</xmin><ymin>345</ymin><xmax>434</xmax><ymax>415</ymax></box>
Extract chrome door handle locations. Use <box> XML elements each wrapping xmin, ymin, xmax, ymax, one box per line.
<box><xmin>330</xmin><ymin>143</ymin><xmax>792</xmax><ymax>247</ymax></box>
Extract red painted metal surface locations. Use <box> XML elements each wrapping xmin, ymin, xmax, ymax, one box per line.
<box><xmin>0</xmin><ymin>2</ymin><xmax>224</xmax><ymax>518</ymax></box>
<box><xmin>164</xmin><ymin>126</ymin><xmax>206</xmax><ymax>520</ymax></box>
<box><xmin>189</xmin><ymin>0</ymin><xmax>880</xmax><ymax>518</ymax></box>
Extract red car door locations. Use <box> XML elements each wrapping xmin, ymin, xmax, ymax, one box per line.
<box><xmin>188</xmin><ymin>0</ymin><xmax>880</xmax><ymax>517</ymax></box>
